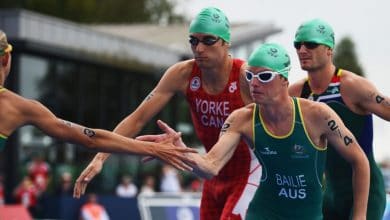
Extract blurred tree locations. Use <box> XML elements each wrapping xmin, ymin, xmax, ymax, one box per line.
<box><xmin>0</xmin><ymin>0</ymin><xmax>184</xmax><ymax>24</ymax></box>
<box><xmin>333</xmin><ymin>36</ymin><xmax>365</xmax><ymax>76</ymax></box>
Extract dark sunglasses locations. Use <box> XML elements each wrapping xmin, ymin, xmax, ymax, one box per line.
<box><xmin>245</xmin><ymin>70</ymin><xmax>279</xmax><ymax>83</ymax></box>
<box><xmin>294</xmin><ymin>42</ymin><xmax>320</xmax><ymax>50</ymax></box>
<box><xmin>189</xmin><ymin>36</ymin><xmax>220</xmax><ymax>46</ymax></box>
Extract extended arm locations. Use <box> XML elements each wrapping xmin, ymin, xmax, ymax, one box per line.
<box><xmin>73</xmin><ymin>61</ymin><xmax>193</xmax><ymax>197</ymax></box>
<box><xmin>138</xmin><ymin>109</ymin><xmax>248</xmax><ymax>179</ymax></box>
<box><xmin>318</xmin><ymin>103</ymin><xmax>369</xmax><ymax>220</ymax></box>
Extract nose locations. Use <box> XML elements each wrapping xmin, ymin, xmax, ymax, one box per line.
<box><xmin>248</xmin><ymin>78</ymin><xmax>261</xmax><ymax>88</ymax></box>
<box><xmin>296</xmin><ymin>46</ymin><xmax>309</xmax><ymax>57</ymax></box>
<box><xmin>194</xmin><ymin>43</ymin><xmax>206</xmax><ymax>53</ymax></box>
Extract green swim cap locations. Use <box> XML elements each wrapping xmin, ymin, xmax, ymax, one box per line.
<box><xmin>294</xmin><ymin>19</ymin><xmax>335</xmax><ymax>49</ymax></box>
<box><xmin>248</xmin><ymin>43</ymin><xmax>291</xmax><ymax>79</ymax></box>
<box><xmin>189</xmin><ymin>7</ymin><xmax>230</xmax><ymax>43</ymax></box>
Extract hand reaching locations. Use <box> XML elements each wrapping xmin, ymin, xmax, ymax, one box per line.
<box><xmin>137</xmin><ymin>120</ymin><xmax>187</xmax><ymax>163</ymax></box>
<box><xmin>73</xmin><ymin>158</ymin><xmax>103</xmax><ymax>198</ymax></box>
<box><xmin>151</xmin><ymin>134</ymin><xmax>196</xmax><ymax>171</ymax></box>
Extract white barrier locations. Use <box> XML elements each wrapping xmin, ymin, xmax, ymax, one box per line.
<box><xmin>138</xmin><ymin>192</ymin><xmax>201</xmax><ymax>220</ymax></box>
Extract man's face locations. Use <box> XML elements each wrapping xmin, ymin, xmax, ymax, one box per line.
<box><xmin>294</xmin><ymin>42</ymin><xmax>332</xmax><ymax>71</ymax></box>
<box><xmin>189</xmin><ymin>33</ymin><xmax>229</xmax><ymax>69</ymax></box>
<box><xmin>245</xmin><ymin>67</ymin><xmax>286</xmax><ymax>104</ymax></box>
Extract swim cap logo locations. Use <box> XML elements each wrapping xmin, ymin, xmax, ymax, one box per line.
<box><xmin>268</xmin><ymin>48</ymin><xmax>278</xmax><ymax>58</ymax></box>
<box><xmin>190</xmin><ymin>76</ymin><xmax>201</xmax><ymax>91</ymax></box>
<box><xmin>317</xmin><ymin>25</ymin><xmax>326</xmax><ymax>34</ymax></box>
<box><xmin>212</xmin><ymin>13</ymin><xmax>221</xmax><ymax>24</ymax></box>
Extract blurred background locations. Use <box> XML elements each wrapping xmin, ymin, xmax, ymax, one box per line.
<box><xmin>0</xmin><ymin>0</ymin><xmax>389</xmax><ymax>219</ymax></box>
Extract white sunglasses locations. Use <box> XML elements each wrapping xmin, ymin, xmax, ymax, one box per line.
<box><xmin>245</xmin><ymin>70</ymin><xmax>280</xmax><ymax>83</ymax></box>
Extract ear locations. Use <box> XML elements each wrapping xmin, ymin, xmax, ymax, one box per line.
<box><xmin>327</xmin><ymin>48</ymin><xmax>333</xmax><ymax>56</ymax></box>
<box><xmin>283</xmin><ymin>80</ymin><xmax>289</xmax><ymax>88</ymax></box>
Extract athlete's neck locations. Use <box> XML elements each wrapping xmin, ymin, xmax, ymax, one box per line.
<box><xmin>201</xmin><ymin>57</ymin><xmax>233</xmax><ymax>94</ymax></box>
<box><xmin>307</xmin><ymin>64</ymin><xmax>336</xmax><ymax>94</ymax></box>
<box><xmin>260</xmin><ymin>95</ymin><xmax>292</xmax><ymax>122</ymax></box>
<box><xmin>260</xmin><ymin>96</ymin><xmax>294</xmax><ymax>135</ymax></box>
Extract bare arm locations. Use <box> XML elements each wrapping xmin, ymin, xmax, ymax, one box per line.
<box><xmin>189</xmin><ymin>121</ymin><xmax>242</xmax><ymax>179</ymax></box>
<box><xmin>136</xmin><ymin>117</ymin><xmax>243</xmax><ymax>179</ymax></box>
<box><xmin>146</xmin><ymin>109</ymin><xmax>249</xmax><ymax>179</ymax></box>
<box><xmin>342</xmin><ymin>71</ymin><xmax>390</xmax><ymax>120</ymax></box>
<box><xmin>23</xmin><ymin>98</ymin><xmax>195</xmax><ymax>162</ymax></box>
<box><xmin>73</xmin><ymin>61</ymin><xmax>193</xmax><ymax>197</ymax></box>
<box><xmin>317</xmin><ymin>103</ymin><xmax>369</xmax><ymax>220</ymax></box>
<box><xmin>92</xmin><ymin>60</ymin><xmax>193</xmax><ymax>162</ymax></box>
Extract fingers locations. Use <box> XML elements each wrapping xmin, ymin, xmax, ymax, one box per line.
<box><xmin>176</xmin><ymin>150</ymin><xmax>197</xmax><ymax>166</ymax></box>
<box><xmin>169</xmin><ymin>159</ymin><xmax>194</xmax><ymax>172</ymax></box>
<box><xmin>157</xmin><ymin>120</ymin><xmax>176</xmax><ymax>134</ymax></box>
<box><xmin>73</xmin><ymin>178</ymin><xmax>85</xmax><ymax>198</ymax></box>
<box><xmin>180</xmin><ymin>147</ymin><xmax>197</xmax><ymax>154</ymax></box>
<box><xmin>141</xmin><ymin>156</ymin><xmax>155</xmax><ymax>163</ymax></box>
<box><xmin>173</xmin><ymin>132</ymin><xmax>182</xmax><ymax>139</ymax></box>
<box><xmin>73</xmin><ymin>174</ymin><xmax>89</xmax><ymax>198</ymax></box>
<box><xmin>73</xmin><ymin>167</ymin><xmax>98</xmax><ymax>198</ymax></box>
<box><xmin>177</xmin><ymin>162</ymin><xmax>194</xmax><ymax>171</ymax></box>
<box><xmin>136</xmin><ymin>134</ymin><xmax>159</xmax><ymax>142</ymax></box>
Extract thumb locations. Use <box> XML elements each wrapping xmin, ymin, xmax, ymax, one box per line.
<box><xmin>157</xmin><ymin>119</ymin><xmax>175</xmax><ymax>133</ymax></box>
<box><xmin>136</xmin><ymin>135</ymin><xmax>157</xmax><ymax>142</ymax></box>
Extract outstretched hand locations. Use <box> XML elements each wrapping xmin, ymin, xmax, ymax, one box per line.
<box><xmin>73</xmin><ymin>158</ymin><xmax>103</xmax><ymax>198</ymax></box>
<box><xmin>151</xmin><ymin>134</ymin><xmax>196</xmax><ymax>171</ymax></box>
<box><xmin>137</xmin><ymin>120</ymin><xmax>188</xmax><ymax>163</ymax></box>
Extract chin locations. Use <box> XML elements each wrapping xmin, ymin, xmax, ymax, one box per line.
<box><xmin>251</xmin><ymin>94</ymin><xmax>264</xmax><ymax>102</ymax></box>
<box><xmin>196</xmin><ymin>61</ymin><xmax>212</xmax><ymax>69</ymax></box>
<box><xmin>299</xmin><ymin>64</ymin><xmax>311</xmax><ymax>71</ymax></box>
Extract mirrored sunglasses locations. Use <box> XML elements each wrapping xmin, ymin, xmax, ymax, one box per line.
<box><xmin>294</xmin><ymin>41</ymin><xmax>320</xmax><ymax>50</ymax></box>
<box><xmin>245</xmin><ymin>70</ymin><xmax>279</xmax><ymax>83</ymax></box>
<box><xmin>189</xmin><ymin>36</ymin><xmax>220</xmax><ymax>46</ymax></box>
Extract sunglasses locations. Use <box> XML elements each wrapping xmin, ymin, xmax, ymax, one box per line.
<box><xmin>294</xmin><ymin>42</ymin><xmax>320</xmax><ymax>50</ymax></box>
<box><xmin>189</xmin><ymin>36</ymin><xmax>220</xmax><ymax>46</ymax></box>
<box><xmin>245</xmin><ymin>70</ymin><xmax>280</xmax><ymax>83</ymax></box>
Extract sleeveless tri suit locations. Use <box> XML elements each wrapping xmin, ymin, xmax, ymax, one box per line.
<box><xmin>186</xmin><ymin>59</ymin><xmax>261</xmax><ymax>219</ymax></box>
<box><xmin>300</xmin><ymin>69</ymin><xmax>386</xmax><ymax>220</ymax></box>
<box><xmin>246</xmin><ymin>97</ymin><xmax>326</xmax><ymax>220</ymax></box>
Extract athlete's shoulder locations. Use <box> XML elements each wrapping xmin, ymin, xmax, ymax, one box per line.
<box><xmin>297</xmin><ymin>98</ymin><xmax>335</xmax><ymax>135</ymax></box>
<box><xmin>231</xmin><ymin>103</ymin><xmax>255</xmax><ymax>118</ymax></box>
<box><xmin>0</xmin><ymin>89</ymin><xmax>46</xmax><ymax>127</ymax></box>
<box><xmin>339</xmin><ymin>69</ymin><xmax>368</xmax><ymax>87</ymax></box>
<box><xmin>339</xmin><ymin>69</ymin><xmax>375</xmax><ymax>97</ymax></box>
<box><xmin>0</xmin><ymin>88</ymin><xmax>29</xmax><ymax>109</ymax></box>
<box><xmin>288</xmin><ymin>78</ymin><xmax>307</xmax><ymax>97</ymax></box>
<box><xmin>158</xmin><ymin>59</ymin><xmax>195</xmax><ymax>92</ymax></box>
<box><xmin>225</xmin><ymin>104</ymin><xmax>254</xmax><ymax>128</ymax></box>
<box><xmin>298</xmin><ymin>98</ymin><xmax>330</xmax><ymax>118</ymax></box>
<box><xmin>166</xmin><ymin>59</ymin><xmax>195</xmax><ymax>77</ymax></box>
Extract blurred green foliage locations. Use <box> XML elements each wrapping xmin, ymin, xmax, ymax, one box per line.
<box><xmin>334</xmin><ymin>36</ymin><xmax>365</xmax><ymax>76</ymax></box>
